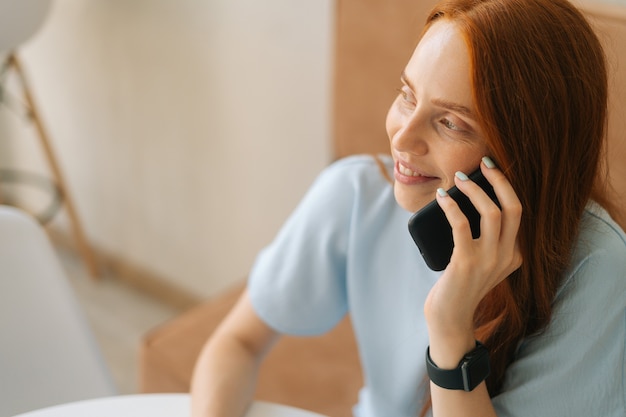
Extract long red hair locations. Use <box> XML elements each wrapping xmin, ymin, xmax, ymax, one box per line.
<box><xmin>417</xmin><ymin>0</ymin><xmax>609</xmax><ymax>413</ymax></box>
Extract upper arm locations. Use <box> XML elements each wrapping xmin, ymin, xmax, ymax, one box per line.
<box><xmin>211</xmin><ymin>288</ymin><xmax>280</xmax><ymax>359</ymax></box>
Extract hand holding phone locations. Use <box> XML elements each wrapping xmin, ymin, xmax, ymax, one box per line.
<box><xmin>407</xmin><ymin>168</ymin><xmax>500</xmax><ymax>271</ymax></box>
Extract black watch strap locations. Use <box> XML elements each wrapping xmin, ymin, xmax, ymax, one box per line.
<box><xmin>425</xmin><ymin>341</ymin><xmax>490</xmax><ymax>392</ymax></box>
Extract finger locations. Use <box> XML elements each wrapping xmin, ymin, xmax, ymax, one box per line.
<box><xmin>452</xmin><ymin>170</ymin><xmax>502</xmax><ymax>250</ymax></box>
<box><xmin>435</xmin><ymin>187</ymin><xmax>474</xmax><ymax>251</ymax></box>
<box><xmin>479</xmin><ymin>158</ymin><xmax>523</xmax><ymax>271</ymax></box>
<box><xmin>479</xmin><ymin>158</ymin><xmax>522</xmax><ymax>252</ymax></box>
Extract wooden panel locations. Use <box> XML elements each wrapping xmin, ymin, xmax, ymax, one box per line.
<box><xmin>581</xmin><ymin>3</ymin><xmax>626</xmax><ymax>228</ymax></box>
<box><xmin>333</xmin><ymin>0</ymin><xmax>626</xmax><ymax>228</ymax></box>
<box><xmin>332</xmin><ymin>0</ymin><xmax>438</xmax><ymax>158</ymax></box>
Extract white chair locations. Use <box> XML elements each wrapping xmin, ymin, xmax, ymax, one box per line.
<box><xmin>0</xmin><ymin>205</ymin><xmax>115</xmax><ymax>416</ymax></box>
<box><xmin>0</xmin><ymin>0</ymin><xmax>51</xmax><ymax>53</ymax></box>
<box><xmin>0</xmin><ymin>0</ymin><xmax>99</xmax><ymax>278</ymax></box>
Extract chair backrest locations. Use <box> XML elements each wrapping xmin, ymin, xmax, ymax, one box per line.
<box><xmin>333</xmin><ymin>0</ymin><xmax>626</xmax><ymax>229</ymax></box>
<box><xmin>0</xmin><ymin>0</ymin><xmax>52</xmax><ymax>52</ymax></box>
<box><xmin>0</xmin><ymin>205</ymin><xmax>115</xmax><ymax>416</ymax></box>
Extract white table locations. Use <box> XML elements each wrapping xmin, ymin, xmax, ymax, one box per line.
<box><xmin>10</xmin><ymin>394</ymin><xmax>328</xmax><ymax>417</ymax></box>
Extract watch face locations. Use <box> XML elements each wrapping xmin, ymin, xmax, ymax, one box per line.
<box><xmin>426</xmin><ymin>342</ymin><xmax>491</xmax><ymax>392</ymax></box>
<box><xmin>461</xmin><ymin>344</ymin><xmax>491</xmax><ymax>391</ymax></box>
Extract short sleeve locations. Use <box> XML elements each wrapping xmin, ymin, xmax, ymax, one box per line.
<box><xmin>248</xmin><ymin>156</ymin><xmax>373</xmax><ymax>336</ymax></box>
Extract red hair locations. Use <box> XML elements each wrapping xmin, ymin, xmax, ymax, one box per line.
<box><xmin>418</xmin><ymin>0</ymin><xmax>609</xmax><ymax>413</ymax></box>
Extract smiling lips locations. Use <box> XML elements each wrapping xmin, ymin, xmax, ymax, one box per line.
<box><xmin>398</xmin><ymin>163</ymin><xmax>423</xmax><ymax>177</ymax></box>
<box><xmin>395</xmin><ymin>161</ymin><xmax>439</xmax><ymax>185</ymax></box>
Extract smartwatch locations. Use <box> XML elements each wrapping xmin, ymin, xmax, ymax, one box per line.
<box><xmin>425</xmin><ymin>341</ymin><xmax>490</xmax><ymax>392</ymax></box>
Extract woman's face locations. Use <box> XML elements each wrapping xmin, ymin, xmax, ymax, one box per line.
<box><xmin>386</xmin><ymin>20</ymin><xmax>489</xmax><ymax>213</ymax></box>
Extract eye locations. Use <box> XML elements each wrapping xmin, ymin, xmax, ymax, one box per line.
<box><xmin>440</xmin><ymin>117</ymin><xmax>465</xmax><ymax>133</ymax></box>
<box><xmin>396</xmin><ymin>86</ymin><xmax>415</xmax><ymax>107</ymax></box>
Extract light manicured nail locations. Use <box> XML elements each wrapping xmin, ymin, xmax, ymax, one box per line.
<box><xmin>482</xmin><ymin>156</ymin><xmax>496</xmax><ymax>169</ymax></box>
<box><xmin>437</xmin><ymin>188</ymin><xmax>448</xmax><ymax>197</ymax></box>
<box><xmin>455</xmin><ymin>171</ymin><xmax>469</xmax><ymax>181</ymax></box>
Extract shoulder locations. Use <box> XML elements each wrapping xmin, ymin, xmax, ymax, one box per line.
<box><xmin>565</xmin><ymin>202</ymin><xmax>626</xmax><ymax>287</ymax></box>
<box><xmin>255</xmin><ymin>154</ymin><xmax>397</xmax><ymax>250</ymax></box>
<box><xmin>493</xmin><ymin>203</ymin><xmax>626</xmax><ymax>416</ymax></box>
<box><xmin>581</xmin><ymin>201</ymin><xmax>626</xmax><ymax>246</ymax></box>
<box><xmin>317</xmin><ymin>154</ymin><xmax>393</xmax><ymax>188</ymax></box>
<box><xmin>553</xmin><ymin>201</ymin><xmax>626</xmax><ymax>318</ymax></box>
<box><xmin>302</xmin><ymin>154</ymin><xmax>394</xmax><ymax>212</ymax></box>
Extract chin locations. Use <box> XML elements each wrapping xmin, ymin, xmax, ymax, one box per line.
<box><xmin>394</xmin><ymin>186</ymin><xmax>431</xmax><ymax>214</ymax></box>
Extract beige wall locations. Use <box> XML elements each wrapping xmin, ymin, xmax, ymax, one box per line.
<box><xmin>588</xmin><ymin>0</ymin><xmax>626</xmax><ymax>5</ymax></box>
<box><xmin>5</xmin><ymin>0</ymin><xmax>334</xmax><ymax>299</ymax></box>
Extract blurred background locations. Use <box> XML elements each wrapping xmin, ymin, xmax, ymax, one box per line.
<box><xmin>1</xmin><ymin>0</ymin><xmax>334</xmax><ymax>304</ymax></box>
<box><xmin>0</xmin><ymin>0</ymin><xmax>333</xmax><ymax>395</ymax></box>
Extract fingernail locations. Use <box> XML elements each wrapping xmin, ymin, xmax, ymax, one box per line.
<box><xmin>437</xmin><ymin>187</ymin><xmax>448</xmax><ymax>197</ymax></box>
<box><xmin>455</xmin><ymin>171</ymin><xmax>469</xmax><ymax>181</ymax></box>
<box><xmin>482</xmin><ymin>156</ymin><xmax>496</xmax><ymax>169</ymax></box>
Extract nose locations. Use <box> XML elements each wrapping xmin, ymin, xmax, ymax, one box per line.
<box><xmin>390</xmin><ymin>107</ymin><xmax>429</xmax><ymax>156</ymax></box>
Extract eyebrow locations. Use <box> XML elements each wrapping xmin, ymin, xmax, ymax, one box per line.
<box><xmin>400</xmin><ymin>71</ymin><xmax>476</xmax><ymax>120</ymax></box>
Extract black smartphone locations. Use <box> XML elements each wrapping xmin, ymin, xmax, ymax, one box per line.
<box><xmin>407</xmin><ymin>168</ymin><xmax>500</xmax><ymax>271</ymax></box>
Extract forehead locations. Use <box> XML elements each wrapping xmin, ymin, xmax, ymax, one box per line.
<box><xmin>403</xmin><ymin>20</ymin><xmax>474</xmax><ymax>106</ymax></box>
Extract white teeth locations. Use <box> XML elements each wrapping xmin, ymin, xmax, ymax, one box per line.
<box><xmin>399</xmin><ymin>164</ymin><xmax>421</xmax><ymax>177</ymax></box>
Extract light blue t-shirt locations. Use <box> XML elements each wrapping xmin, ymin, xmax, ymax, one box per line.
<box><xmin>248</xmin><ymin>155</ymin><xmax>626</xmax><ymax>417</ymax></box>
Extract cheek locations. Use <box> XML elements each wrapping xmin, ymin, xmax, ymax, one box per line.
<box><xmin>385</xmin><ymin>102</ymin><xmax>400</xmax><ymax>140</ymax></box>
<box><xmin>441</xmin><ymin>146</ymin><xmax>488</xmax><ymax>183</ymax></box>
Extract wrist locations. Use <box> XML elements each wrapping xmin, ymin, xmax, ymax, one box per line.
<box><xmin>427</xmin><ymin>332</ymin><xmax>476</xmax><ymax>370</ymax></box>
<box><xmin>426</xmin><ymin>340</ymin><xmax>491</xmax><ymax>392</ymax></box>
<box><xmin>424</xmin><ymin>277</ymin><xmax>480</xmax><ymax>368</ymax></box>
<box><xmin>424</xmin><ymin>280</ymin><xmax>479</xmax><ymax>338</ymax></box>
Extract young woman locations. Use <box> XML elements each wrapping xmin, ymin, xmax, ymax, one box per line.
<box><xmin>191</xmin><ymin>0</ymin><xmax>626</xmax><ymax>416</ymax></box>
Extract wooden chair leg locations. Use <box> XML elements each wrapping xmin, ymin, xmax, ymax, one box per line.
<box><xmin>6</xmin><ymin>52</ymin><xmax>99</xmax><ymax>279</ymax></box>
